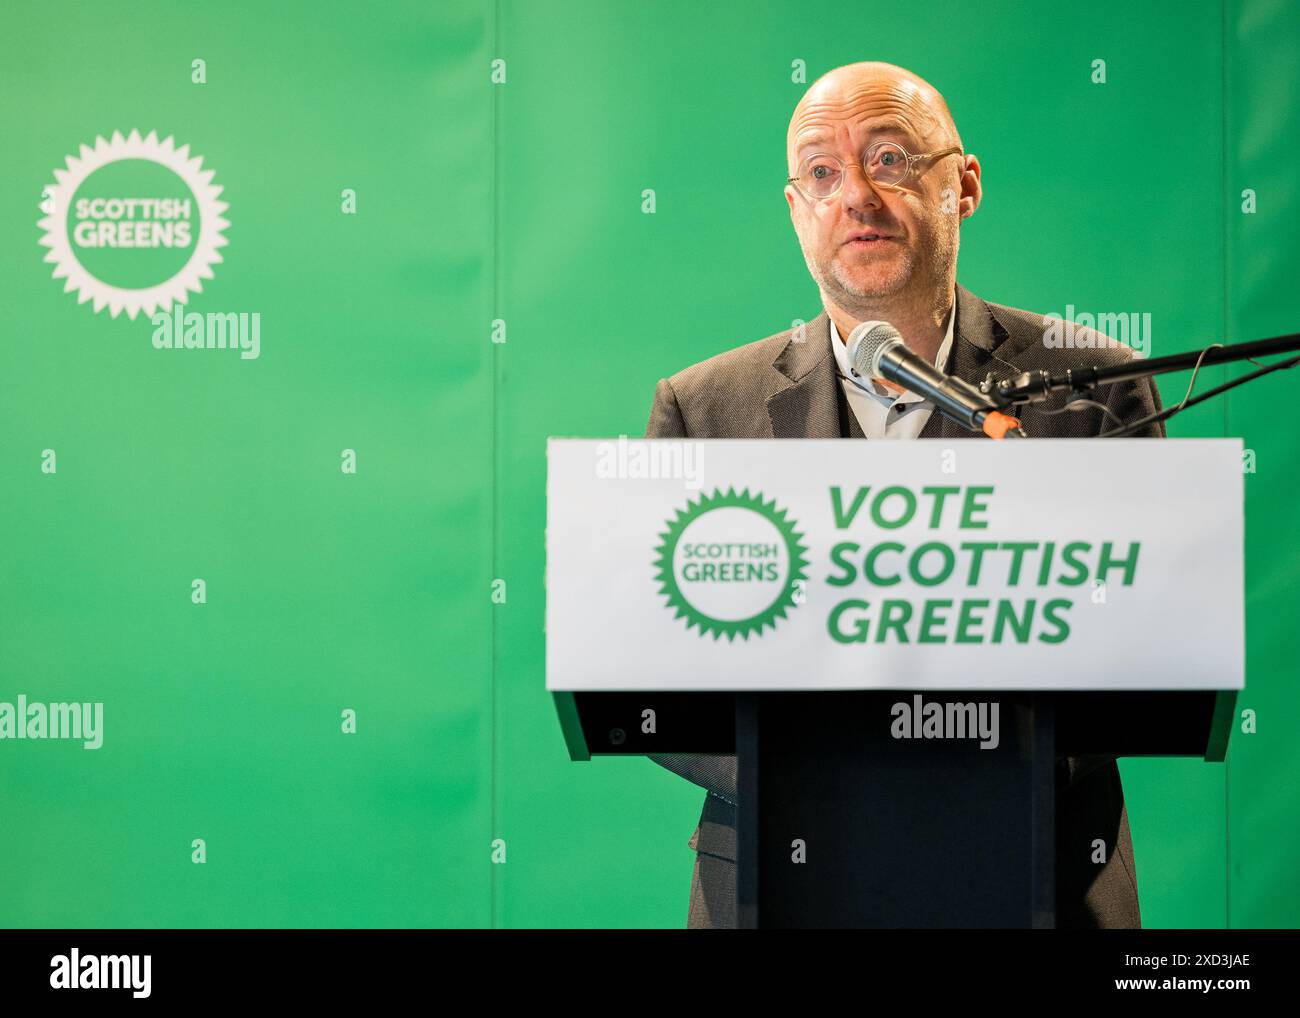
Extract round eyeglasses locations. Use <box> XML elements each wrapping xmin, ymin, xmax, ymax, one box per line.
<box><xmin>786</xmin><ymin>142</ymin><xmax>963</xmax><ymax>200</ymax></box>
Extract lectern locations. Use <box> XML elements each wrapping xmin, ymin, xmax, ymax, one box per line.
<box><xmin>546</xmin><ymin>438</ymin><xmax>1243</xmax><ymax>928</ymax></box>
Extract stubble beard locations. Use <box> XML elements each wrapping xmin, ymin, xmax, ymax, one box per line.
<box><xmin>802</xmin><ymin>220</ymin><xmax>957</xmax><ymax>320</ymax></box>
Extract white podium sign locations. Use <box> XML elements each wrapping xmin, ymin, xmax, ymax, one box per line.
<box><xmin>545</xmin><ymin>438</ymin><xmax>1244</xmax><ymax>692</ymax></box>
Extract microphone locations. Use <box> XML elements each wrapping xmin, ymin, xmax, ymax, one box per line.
<box><xmin>846</xmin><ymin>320</ymin><xmax>1025</xmax><ymax>440</ymax></box>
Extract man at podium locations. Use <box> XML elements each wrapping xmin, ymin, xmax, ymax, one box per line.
<box><xmin>644</xmin><ymin>60</ymin><xmax>1164</xmax><ymax>929</ymax></box>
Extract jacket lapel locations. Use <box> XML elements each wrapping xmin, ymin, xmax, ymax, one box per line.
<box><xmin>766</xmin><ymin>311</ymin><xmax>842</xmax><ymax>438</ymax></box>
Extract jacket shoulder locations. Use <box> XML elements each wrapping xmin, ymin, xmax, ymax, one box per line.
<box><xmin>664</xmin><ymin>325</ymin><xmax>793</xmax><ymax>397</ymax></box>
<box><xmin>983</xmin><ymin>298</ymin><xmax>1147</xmax><ymax>370</ymax></box>
<box><xmin>652</xmin><ymin>321</ymin><xmax>810</xmax><ymax>438</ymax></box>
<box><xmin>970</xmin><ymin>294</ymin><xmax>1164</xmax><ymax>437</ymax></box>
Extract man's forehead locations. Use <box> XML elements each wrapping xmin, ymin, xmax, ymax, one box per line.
<box><xmin>787</xmin><ymin>73</ymin><xmax>946</xmax><ymax>154</ymax></box>
<box><xmin>792</xmin><ymin>115</ymin><xmax>919</xmax><ymax>149</ymax></box>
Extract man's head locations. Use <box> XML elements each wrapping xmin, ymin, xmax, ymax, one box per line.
<box><xmin>784</xmin><ymin>62</ymin><xmax>981</xmax><ymax>321</ymax></box>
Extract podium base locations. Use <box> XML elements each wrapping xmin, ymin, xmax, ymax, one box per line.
<box><xmin>735</xmin><ymin>692</ymin><xmax>1056</xmax><ymax>929</ymax></box>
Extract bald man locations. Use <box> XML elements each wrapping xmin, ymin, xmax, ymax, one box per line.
<box><xmin>646</xmin><ymin>62</ymin><xmax>1163</xmax><ymax>929</ymax></box>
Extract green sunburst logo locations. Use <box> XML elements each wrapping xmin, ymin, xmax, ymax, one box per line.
<box><xmin>653</xmin><ymin>487</ymin><xmax>809</xmax><ymax>641</ymax></box>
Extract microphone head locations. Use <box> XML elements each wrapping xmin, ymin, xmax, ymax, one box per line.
<box><xmin>846</xmin><ymin>320</ymin><xmax>903</xmax><ymax>379</ymax></box>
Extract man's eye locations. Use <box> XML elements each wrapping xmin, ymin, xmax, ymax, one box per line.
<box><xmin>880</xmin><ymin>152</ymin><xmax>899</xmax><ymax>166</ymax></box>
<box><xmin>811</xmin><ymin>164</ymin><xmax>835</xmax><ymax>179</ymax></box>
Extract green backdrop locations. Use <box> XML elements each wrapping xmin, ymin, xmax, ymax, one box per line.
<box><xmin>0</xmin><ymin>0</ymin><xmax>1295</xmax><ymax>928</ymax></box>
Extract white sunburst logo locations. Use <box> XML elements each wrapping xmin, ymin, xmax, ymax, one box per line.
<box><xmin>37</xmin><ymin>130</ymin><xmax>229</xmax><ymax>319</ymax></box>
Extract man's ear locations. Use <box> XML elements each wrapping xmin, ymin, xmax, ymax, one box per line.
<box><xmin>784</xmin><ymin>185</ymin><xmax>796</xmax><ymax>216</ymax></box>
<box><xmin>958</xmin><ymin>154</ymin><xmax>982</xmax><ymax>221</ymax></box>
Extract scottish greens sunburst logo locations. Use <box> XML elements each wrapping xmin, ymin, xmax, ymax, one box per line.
<box><xmin>37</xmin><ymin>130</ymin><xmax>229</xmax><ymax>319</ymax></box>
<box><xmin>654</xmin><ymin>488</ymin><xmax>809</xmax><ymax>641</ymax></box>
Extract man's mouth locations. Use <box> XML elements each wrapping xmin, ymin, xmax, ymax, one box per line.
<box><xmin>844</xmin><ymin>231</ymin><xmax>895</xmax><ymax>246</ymax></box>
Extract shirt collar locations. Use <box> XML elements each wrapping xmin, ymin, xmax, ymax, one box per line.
<box><xmin>829</xmin><ymin>304</ymin><xmax>956</xmax><ymax>404</ymax></box>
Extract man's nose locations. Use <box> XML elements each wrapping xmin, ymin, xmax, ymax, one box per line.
<box><xmin>840</xmin><ymin>162</ymin><xmax>883</xmax><ymax>213</ymax></box>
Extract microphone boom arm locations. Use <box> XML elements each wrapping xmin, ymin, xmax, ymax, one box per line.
<box><xmin>989</xmin><ymin>330</ymin><xmax>1300</xmax><ymax>405</ymax></box>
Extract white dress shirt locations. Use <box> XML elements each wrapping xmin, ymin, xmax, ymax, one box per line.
<box><xmin>829</xmin><ymin>307</ymin><xmax>956</xmax><ymax>440</ymax></box>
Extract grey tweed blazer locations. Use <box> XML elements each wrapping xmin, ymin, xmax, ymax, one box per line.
<box><xmin>644</xmin><ymin>283</ymin><xmax>1164</xmax><ymax>929</ymax></box>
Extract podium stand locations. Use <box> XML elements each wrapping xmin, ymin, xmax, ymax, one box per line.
<box><xmin>554</xmin><ymin>688</ymin><xmax>1233</xmax><ymax>927</ymax></box>
<box><xmin>546</xmin><ymin>439</ymin><xmax>1244</xmax><ymax>928</ymax></box>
